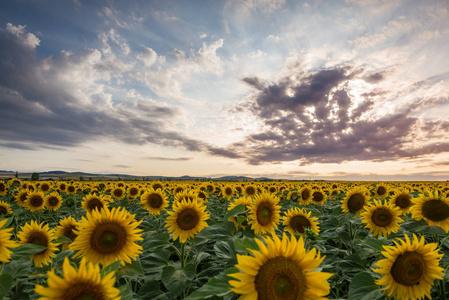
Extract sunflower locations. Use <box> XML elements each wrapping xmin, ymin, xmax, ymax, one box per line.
<box><xmin>411</xmin><ymin>191</ymin><xmax>449</xmax><ymax>232</ymax></box>
<box><xmin>248</xmin><ymin>192</ymin><xmax>281</xmax><ymax>235</ymax></box>
<box><xmin>229</xmin><ymin>233</ymin><xmax>332</xmax><ymax>299</ymax></box>
<box><xmin>70</xmin><ymin>207</ymin><xmax>143</xmax><ymax>266</ymax></box>
<box><xmin>44</xmin><ymin>192</ymin><xmax>63</xmax><ymax>211</ymax></box>
<box><xmin>310</xmin><ymin>189</ymin><xmax>327</xmax><ymax>205</ymax></box>
<box><xmin>17</xmin><ymin>220</ymin><xmax>58</xmax><ymax>267</ymax></box>
<box><xmin>341</xmin><ymin>187</ymin><xmax>370</xmax><ymax>216</ymax></box>
<box><xmin>57</xmin><ymin>182</ymin><xmax>67</xmax><ymax>192</ymax></box>
<box><xmin>127</xmin><ymin>185</ymin><xmax>141</xmax><ymax>199</ymax></box>
<box><xmin>244</xmin><ymin>184</ymin><xmax>257</xmax><ymax>198</ymax></box>
<box><xmin>228</xmin><ymin>197</ymin><xmax>252</xmax><ymax>230</ymax></box>
<box><xmin>0</xmin><ymin>219</ymin><xmax>17</xmax><ymax>263</ymax></box>
<box><xmin>298</xmin><ymin>186</ymin><xmax>312</xmax><ymax>205</ymax></box>
<box><xmin>55</xmin><ymin>216</ymin><xmax>81</xmax><ymax>251</ymax></box>
<box><xmin>81</xmin><ymin>194</ymin><xmax>107</xmax><ymax>213</ymax></box>
<box><xmin>361</xmin><ymin>200</ymin><xmax>404</xmax><ymax>238</ymax></box>
<box><xmin>66</xmin><ymin>184</ymin><xmax>77</xmax><ymax>195</ymax></box>
<box><xmin>373</xmin><ymin>183</ymin><xmax>389</xmax><ymax>199</ymax></box>
<box><xmin>372</xmin><ymin>234</ymin><xmax>444</xmax><ymax>300</ymax></box>
<box><xmin>282</xmin><ymin>207</ymin><xmax>320</xmax><ymax>236</ymax></box>
<box><xmin>165</xmin><ymin>199</ymin><xmax>210</xmax><ymax>243</ymax></box>
<box><xmin>151</xmin><ymin>181</ymin><xmax>164</xmax><ymax>191</ymax></box>
<box><xmin>389</xmin><ymin>189</ymin><xmax>414</xmax><ymax>215</ymax></box>
<box><xmin>39</xmin><ymin>181</ymin><xmax>52</xmax><ymax>194</ymax></box>
<box><xmin>287</xmin><ymin>190</ymin><xmax>300</xmax><ymax>202</ymax></box>
<box><xmin>25</xmin><ymin>191</ymin><xmax>46</xmax><ymax>212</ymax></box>
<box><xmin>223</xmin><ymin>185</ymin><xmax>235</xmax><ymax>199</ymax></box>
<box><xmin>15</xmin><ymin>189</ymin><xmax>28</xmax><ymax>207</ymax></box>
<box><xmin>34</xmin><ymin>257</ymin><xmax>121</xmax><ymax>300</ymax></box>
<box><xmin>140</xmin><ymin>188</ymin><xmax>168</xmax><ymax>215</ymax></box>
<box><xmin>0</xmin><ymin>180</ymin><xmax>7</xmax><ymax>195</ymax></box>
<box><xmin>173</xmin><ymin>190</ymin><xmax>202</xmax><ymax>206</ymax></box>
<box><xmin>0</xmin><ymin>200</ymin><xmax>12</xmax><ymax>215</ymax></box>
<box><xmin>111</xmin><ymin>186</ymin><xmax>126</xmax><ymax>200</ymax></box>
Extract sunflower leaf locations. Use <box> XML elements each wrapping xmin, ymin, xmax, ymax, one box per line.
<box><xmin>55</xmin><ymin>236</ymin><xmax>73</xmax><ymax>244</ymax></box>
<box><xmin>161</xmin><ymin>264</ymin><xmax>196</xmax><ymax>298</ymax></box>
<box><xmin>348</xmin><ymin>271</ymin><xmax>384</xmax><ymax>300</ymax></box>
<box><xmin>0</xmin><ymin>274</ymin><xmax>13</xmax><ymax>299</ymax></box>
<box><xmin>185</xmin><ymin>267</ymin><xmax>238</xmax><ymax>300</ymax></box>
<box><xmin>223</xmin><ymin>204</ymin><xmax>246</xmax><ymax>220</ymax></box>
<box><xmin>11</xmin><ymin>244</ymin><xmax>47</xmax><ymax>259</ymax></box>
<box><xmin>101</xmin><ymin>260</ymin><xmax>122</xmax><ymax>278</ymax></box>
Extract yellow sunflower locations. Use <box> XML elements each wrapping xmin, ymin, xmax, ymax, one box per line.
<box><xmin>244</xmin><ymin>184</ymin><xmax>257</xmax><ymax>198</ymax></box>
<box><xmin>25</xmin><ymin>190</ymin><xmax>46</xmax><ymax>212</ymax></box>
<box><xmin>0</xmin><ymin>219</ymin><xmax>18</xmax><ymax>263</ymax></box>
<box><xmin>173</xmin><ymin>189</ymin><xmax>200</xmax><ymax>206</ymax></box>
<box><xmin>70</xmin><ymin>207</ymin><xmax>143</xmax><ymax>266</ymax></box>
<box><xmin>127</xmin><ymin>184</ymin><xmax>141</xmax><ymax>199</ymax></box>
<box><xmin>165</xmin><ymin>199</ymin><xmax>210</xmax><ymax>243</ymax></box>
<box><xmin>81</xmin><ymin>194</ymin><xmax>107</xmax><ymax>213</ymax></box>
<box><xmin>140</xmin><ymin>188</ymin><xmax>168</xmax><ymax>215</ymax></box>
<box><xmin>341</xmin><ymin>187</ymin><xmax>370</xmax><ymax>216</ymax></box>
<box><xmin>389</xmin><ymin>189</ymin><xmax>414</xmax><ymax>215</ymax></box>
<box><xmin>267</xmin><ymin>185</ymin><xmax>278</xmax><ymax>194</ymax></box>
<box><xmin>229</xmin><ymin>233</ymin><xmax>333</xmax><ymax>299</ymax></box>
<box><xmin>15</xmin><ymin>189</ymin><xmax>28</xmax><ymax>207</ymax></box>
<box><xmin>248</xmin><ymin>192</ymin><xmax>281</xmax><ymax>235</ymax></box>
<box><xmin>0</xmin><ymin>200</ymin><xmax>12</xmax><ymax>215</ymax></box>
<box><xmin>57</xmin><ymin>182</ymin><xmax>67</xmax><ymax>192</ymax></box>
<box><xmin>223</xmin><ymin>185</ymin><xmax>235</xmax><ymax>199</ymax></box>
<box><xmin>66</xmin><ymin>184</ymin><xmax>77</xmax><ymax>195</ymax></box>
<box><xmin>35</xmin><ymin>257</ymin><xmax>121</xmax><ymax>300</ymax></box>
<box><xmin>287</xmin><ymin>190</ymin><xmax>300</xmax><ymax>203</ymax></box>
<box><xmin>45</xmin><ymin>192</ymin><xmax>63</xmax><ymax>211</ymax></box>
<box><xmin>411</xmin><ymin>191</ymin><xmax>449</xmax><ymax>232</ymax></box>
<box><xmin>298</xmin><ymin>186</ymin><xmax>312</xmax><ymax>205</ymax></box>
<box><xmin>310</xmin><ymin>189</ymin><xmax>327</xmax><ymax>206</ymax></box>
<box><xmin>17</xmin><ymin>220</ymin><xmax>59</xmax><ymax>267</ymax></box>
<box><xmin>151</xmin><ymin>181</ymin><xmax>164</xmax><ymax>191</ymax></box>
<box><xmin>373</xmin><ymin>183</ymin><xmax>389</xmax><ymax>199</ymax></box>
<box><xmin>0</xmin><ymin>180</ymin><xmax>6</xmax><ymax>195</ymax></box>
<box><xmin>282</xmin><ymin>207</ymin><xmax>320</xmax><ymax>236</ymax></box>
<box><xmin>372</xmin><ymin>233</ymin><xmax>444</xmax><ymax>300</ymax></box>
<box><xmin>39</xmin><ymin>181</ymin><xmax>52</xmax><ymax>194</ymax></box>
<box><xmin>111</xmin><ymin>186</ymin><xmax>126</xmax><ymax>200</ymax></box>
<box><xmin>361</xmin><ymin>200</ymin><xmax>404</xmax><ymax>238</ymax></box>
<box><xmin>55</xmin><ymin>216</ymin><xmax>81</xmax><ymax>251</ymax></box>
<box><xmin>227</xmin><ymin>197</ymin><xmax>252</xmax><ymax>230</ymax></box>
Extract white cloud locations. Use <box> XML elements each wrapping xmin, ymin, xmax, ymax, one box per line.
<box><xmin>137</xmin><ymin>46</ymin><xmax>158</xmax><ymax>67</ymax></box>
<box><xmin>4</xmin><ymin>23</ymin><xmax>40</xmax><ymax>48</ymax></box>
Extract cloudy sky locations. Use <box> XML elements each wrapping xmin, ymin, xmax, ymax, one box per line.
<box><xmin>1</xmin><ymin>0</ymin><xmax>449</xmax><ymax>180</ymax></box>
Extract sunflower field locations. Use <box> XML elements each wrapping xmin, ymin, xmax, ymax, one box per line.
<box><xmin>1</xmin><ymin>179</ymin><xmax>449</xmax><ymax>299</ymax></box>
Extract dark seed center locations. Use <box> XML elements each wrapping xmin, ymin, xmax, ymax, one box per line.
<box><xmin>421</xmin><ymin>199</ymin><xmax>449</xmax><ymax>222</ymax></box>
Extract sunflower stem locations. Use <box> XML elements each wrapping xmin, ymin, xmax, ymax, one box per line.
<box><xmin>180</xmin><ymin>242</ymin><xmax>186</xmax><ymax>269</ymax></box>
<box><xmin>441</xmin><ymin>278</ymin><xmax>447</xmax><ymax>300</ymax></box>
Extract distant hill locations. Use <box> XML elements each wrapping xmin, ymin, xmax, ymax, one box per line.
<box><xmin>0</xmin><ymin>170</ymin><xmax>273</xmax><ymax>181</ymax></box>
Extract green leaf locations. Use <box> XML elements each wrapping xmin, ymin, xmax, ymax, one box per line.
<box><xmin>55</xmin><ymin>236</ymin><xmax>73</xmax><ymax>244</ymax></box>
<box><xmin>120</xmin><ymin>258</ymin><xmax>144</xmax><ymax>278</ymax></box>
<box><xmin>348</xmin><ymin>272</ymin><xmax>384</xmax><ymax>300</ymax></box>
<box><xmin>214</xmin><ymin>240</ymin><xmax>236</xmax><ymax>266</ymax></box>
<box><xmin>185</xmin><ymin>267</ymin><xmax>239</xmax><ymax>300</ymax></box>
<box><xmin>11</xmin><ymin>243</ymin><xmax>46</xmax><ymax>259</ymax></box>
<box><xmin>194</xmin><ymin>222</ymin><xmax>235</xmax><ymax>243</ymax></box>
<box><xmin>0</xmin><ymin>218</ymin><xmax>13</xmax><ymax>229</ymax></box>
<box><xmin>137</xmin><ymin>280</ymin><xmax>165</xmax><ymax>299</ymax></box>
<box><xmin>161</xmin><ymin>264</ymin><xmax>196</xmax><ymax>298</ymax></box>
<box><xmin>1</xmin><ymin>259</ymin><xmax>33</xmax><ymax>279</ymax></box>
<box><xmin>119</xmin><ymin>282</ymin><xmax>134</xmax><ymax>300</ymax></box>
<box><xmin>234</xmin><ymin>237</ymin><xmax>260</xmax><ymax>254</ymax></box>
<box><xmin>101</xmin><ymin>260</ymin><xmax>122</xmax><ymax>278</ymax></box>
<box><xmin>224</xmin><ymin>204</ymin><xmax>246</xmax><ymax>220</ymax></box>
<box><xmin>140</xmin><ymin>232</ymin><xmax>170</xmax><ymax>251</ymax></box>
<box><xmin>0</xmin><ymin>274</ymin><xmax>13</xmax><ymax>300</ymax></box>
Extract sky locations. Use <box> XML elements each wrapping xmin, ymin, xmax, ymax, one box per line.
<box><xmin>1</xmin><ymin>0</ymin><xmax>449</xmax><ymax>181</ymax></box>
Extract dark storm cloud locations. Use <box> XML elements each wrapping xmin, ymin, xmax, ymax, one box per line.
<box><xmin>0</xmin><ymin>23</ymin><xmax>230</xmax><ymax>157</ymax></box>
<box><xmin>223</xmin><ymin>65</ymin><xmax>449</xmax><ymax>165</ymax></box>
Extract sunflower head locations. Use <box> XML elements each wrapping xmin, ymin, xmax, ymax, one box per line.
<box><xmin>227</xmin><ymin>197</ymin><xmax>252</xmax><ymax>230</ymax></box>
<box><xmin>229</xmin><ymin>233</ymin><xmax>332</xmax><ymax>299</ymax></box>
<box><xmin>373</xmin><ymin>183</ymin><xmax>389</xmax><ymax>199</ymax></box>
<box><xmin>127</xmin><ymin>185</ymin><xmax>141</xmax><ymax>199</ymax></box>
<box><xmin>372</xmin><ymin>233</ymin><xmax>444</xmax><ymax>300</ymax></box>
<box><xmin>244</xmin><ymin>184</ymin><xmax>257</xmax><ymax>198</ymax></box>
<box><xmin>81</xmin><ymin>194</ymin><xmax>107</xmax><ymax>213</ymax></box>
<box><xmin>0</xmin><ymin>180</ymin><xmax>6</xmax><ymax>195</ymax></box>
<box><xmin>0</xmin><ymin>200</ymin><xmax>12</xmax><ymax>215</ymax></box>
<box><xmin>45</xmin><ymin>192</ymin><xmax>63</xmax><ymax>211</ymax></box>
<box><xmin>341</xmin><ymin>187</ymin><xmax>370</xmax><ymax>216</ymax></box>
<box><xmin>35</xmin><ymin>257</ymin><xmax>121</xmax><ymax>300</ymax></box>
<box><xmin>389</xmin><ymin>189</ymin><xmax>414</xmax><ymax>215</ymax></box>
<box><xmin>298</xmin><ymin>186</ymin><xmax>312</xmax><ymax>205</ymax></box>
<box><xmin>15</xmin><ymin>189</ymin><xmax>28</xmax><ymax>207</ymax></box>
<box><xmin>70</xmin><ymin>207</ymin><xmax>143</xmax><ymax>266</ymax></box>
<box><xmin>223</xmin><ymin>185</ymin><xmax>235</xmax><ymax>199</ymax></box>
<box><xmin>0</xmin><ymin>219</ymin><xmax>18</xmax><ymax>263</ymax></box>
<box><xmin>282</xmin><ymin>207</ymin><xmax>320</xmax><ymax>236</ymax></box>
<box><xmin>165</xmin><ymin>199</ymin><xmax>210</xmax><ymax>243</ymax></box>
<box><xmin>17</xmin><ymin>220</ymin><xmax>58</xmax><ymax>267</ymax></box>
<box><xmin>411</xmin><ymin>191</ymin><xmax>449</xmax><ymax>232</ymax></box>
<box><xmin>39</xmin><ymin>181</ymin><xmax>52</xmax><ymax>194</ymax></box>
<box><xmin>55</xmin><ymin>216</ymin><xmax>81</xmax><ymax>251</ymax></box>
<box><xmin>111</xmin><ymin>186</ymin><xmax>126</xmax><ymax>200</ymax></box>
<box><xmin>248</xmin><ymin>192</ymin><xmax>281</xmax><ymax>235</ymax></box>
<box><xmin>310</xmin><ymin>188</ymin><xmax>327</xmax><ymax>205</ymax></box>
<box><xmin>141</xmin><ymin>188</ymin><xmax>168</xmax><ymax>215</ymax></box>
<box><xmin>361</xmin><ymin>200</ymin><xmax>404</xmax><ymax>238</ymax></box>
<box><xmin>25</xmin><ymin>191</ymin><xmax>46</xmax><ymax>212</ymax></box>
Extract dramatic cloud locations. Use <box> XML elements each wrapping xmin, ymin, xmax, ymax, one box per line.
<box><xmin>224</xmin><ymin>65</ymin><xmax>449</xmax><ymax>165</ymax></box>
